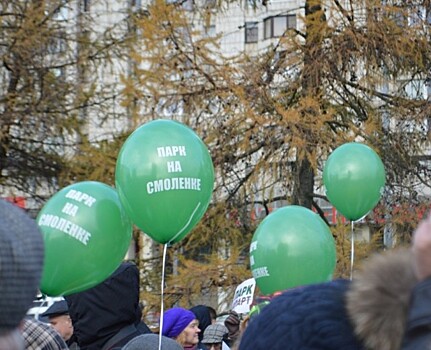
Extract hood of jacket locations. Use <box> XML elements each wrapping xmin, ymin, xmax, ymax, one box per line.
<box><xmin>346</xmin><ymin>247</ymin><xmax>418</xmax><ymax>350</ymax></box>
<box><xmin>65</xmin><ymin>262</ymin><xmax>143</xmax><ymax>349</ymax></box>
<box><xmin>190</xmin><ymin>305</ymin><xmax>212</xmax><ymax>343</ymax></box>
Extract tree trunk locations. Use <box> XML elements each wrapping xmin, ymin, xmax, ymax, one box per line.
<box><xmin>291</xmin><ymin>0</ymin><xmax>325</xmax><ymax>209</ymax></box>
<box><xmin>292</xmin><ymin>157</ymin><xmax>315</xmax><ymax>208</ymax></box>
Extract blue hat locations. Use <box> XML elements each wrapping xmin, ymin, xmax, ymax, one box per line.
<box><xmin>162</xmin><ymin>308</ymin><xmax>196</xmax><ymax>338</ymax></box>
<box><xmin>239</xmin><ymin>280</ymin><xmax>363</xmax><ymax>350</ymax></box>
<box><xmin>41</xmin><ymin>300</ymin><xmax>69</xmax><ymax>318</ymax></box>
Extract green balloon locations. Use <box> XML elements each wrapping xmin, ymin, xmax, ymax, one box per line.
<box><xmin>115</xmin><ymin>119</ymin><xmax>214</xmax><ymax>244</ymax></box>
<box><xmin>37</xmin><ymin>181</ymin><xmax>132</xmax><ymax>296</ymax></box>
<box><xmin>250</xmin><ymin>206</ymin><xmax>336</xmax><ymax>296</ymax></box>
<box><xmin>323</xmin><ymin>143</ymin><xmax>386</xmax><ymax>221</ymax></box>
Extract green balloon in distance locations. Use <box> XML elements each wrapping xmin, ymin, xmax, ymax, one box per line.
<box><xmin>249</xmin><ymin>205</ymin><xmax>336</xmax><ymax>296</ymax></box>
<box><xmin>37</xmin><ymin>181</ymin><xmax>132</xmax><ymax>296</ymax></box>
<box><xmin>323</xmin><ymin>143</ymin><xmax>386</xmax><ymax>221</ymax></box>
<box><xmin>115</xmin><ymin>119</ymin><xmax>214</xmax><ymax>244</ymax></box>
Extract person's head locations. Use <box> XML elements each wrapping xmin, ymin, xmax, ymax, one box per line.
<box><xmin>190</xmin><ymin>304</ymin><xmax>214</xmax><ymax>342</ymax></box>
<box><xmin>48</xmin><ymin>315</ymin><xmax>73</xmax><ymax>342</ymax></box>
<box><xmin>40</xmin><ymin>301</ymin><xmax>73</xmax><ymax>341</ymax></box>
<box><xmin>21</xmin><ymin>319</ymin><xmax>68</xmax><ymax>350</ymax></box>
<box><xmin>64</xmin><ymin>262</ymin><xmax>144</xmax><ymax>348</ymax></box>
<box><xmin>208</xmin><ymin>306</ymin><xmax>217</xmax><ymax>325</ymax></box>
<box><xmin>122</xmin><ymin>333</ymin><xmax>183</xmax><ymax>350</ymax></box>
<box><xmin>0</xmin><ymin>200</ymin><xmax>44</xmax><ymax>350</ymax></box>
<box><xmin>162</xmin><ymin>307</ymin><xmax>200</xmax><ymax>347</ymax></box>
<box><xmin>238</xmin><ymin>280</ymin><xmax>363</xmax><ymax>350</ymax></box>
<box><xmin>202</xmin><ymin>324</ymin><xmax>228</xmax><ymax>350</ymax></box>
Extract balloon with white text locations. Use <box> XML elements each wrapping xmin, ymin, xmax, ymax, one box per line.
<box><xmin>37</xmin><ymin>181</ymin><xmax>132</xmax><ymax>296</ymax></box>
<box><xmin>115</xmin><ymin>119</ymin><xmax>214</xmax><ymax>244</ymax></box>
<box><xmin>250</xmin><ymin>205</ymin><xmax>336</xmax><ymax>295</ymax></box>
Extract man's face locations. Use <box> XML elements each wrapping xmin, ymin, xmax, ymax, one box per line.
<box><xmin>48</xmin><ymin>314</ymin><xmax>73</xmax><ymax>341</ymax></box>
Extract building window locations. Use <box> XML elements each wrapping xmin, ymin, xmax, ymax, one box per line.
<box><xmin>245</xmin><ymin>22</ymin><xmax>258</xmax><ymax>43</ymax></box>
<box><xmin>264</xmin><ymin>15</ymin><xmax>296</xmax><ymax>39</ymax></box>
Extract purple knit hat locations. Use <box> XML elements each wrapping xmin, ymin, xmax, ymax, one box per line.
<box><xmin>162</xmin><ymin>307</ymin><xmax>197</xmax><ymax>338</ymax></box>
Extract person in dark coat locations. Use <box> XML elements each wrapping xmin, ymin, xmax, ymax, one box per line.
<box><xmin>402</xmin><ymin>217</ymin><xmax>431</xmax><ymax>349</ymax></box>
<box><xmin>190</xmin><ymin>305</ymin><xmax>214</xmax><ymax>350</ymax></box>
<box><xmin>402</xmin><ymin>278</ymin><xmax>431</xmax><ymax>349</ymax></box>
<box><xmin>65</xmin><ymin>262</ymin><xmax>151</xmax><ymax>350</ymax></box>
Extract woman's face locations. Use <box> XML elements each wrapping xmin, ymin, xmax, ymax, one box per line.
<box><xmin>182</xmin><ymin>319</ymin><xmax>200</xmax><ymax>346</ymax></box>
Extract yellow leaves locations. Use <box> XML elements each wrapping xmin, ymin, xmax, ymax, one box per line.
<box><xmin>115</xmin><ymin>0</ymin><xmax>431</xmax><ymax>310</ymax></box>
<box><xmin>163</xmin><ymin>246</ymin><xmax>251</xmax><ymax>308</ymax></box>
<box><xmin>332</xmin><ymin>222</ymin><xmax>381</xmax><ymax>279</ymax></box>
<box><xmin>271</xmin><ymin>94</ymin><xmax>335</xmax><ymax>160</ymax></box>
<box><xmin>60</xmin><ymin>136</ymin><xmax>124</xmax><ymax>186</ymax></box>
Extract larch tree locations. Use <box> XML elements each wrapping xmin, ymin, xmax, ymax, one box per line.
<box><xmin>0</xmin><ymin>0</ymin><xmax>131</xmax><ymax>212</ymax></box>
<box><xmin>119</xmin><ymin>0</ymin><xmax>430</xmax><ymax>311</ymax></box>
<box><xmin>3</xmin><ymin>0</ymin><xmax>430</xmax><ymax>314</ymax></box>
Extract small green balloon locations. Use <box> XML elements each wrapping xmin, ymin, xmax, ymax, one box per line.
<box><xmin>115</xmin><ymin>119</ymin><xmax>214</xmax><ymax>244</ymax></box>
<box><xmin>37</xmin><ymin>181</ymin><xmax>132</xmax><ymax>296</ymax></box>
<box><xmin>323</xmin><ymin>143</ymin><xmax>386</xmax><ymax>221</ymax></box>
<box><xmin>250</xmin><ymin>206</ymin><xmax>336</xmax><ymax>296</ymax></box>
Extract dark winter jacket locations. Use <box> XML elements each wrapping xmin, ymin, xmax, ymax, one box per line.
<box><xmin>402</xmin><ymin>277</ymin><xmax>431</xmax><ymax>349</ymax></box>
<box><xmin>65</xmin><ymin>262</ymin><xmax>151</xmax><ymax>350</ymax></box>
<box><xmin>240</xmin><ymin>248</ymin><xmax>422</xmax><ymax>350</ymax></box>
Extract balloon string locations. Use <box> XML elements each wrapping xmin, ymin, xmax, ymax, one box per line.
<box><xmin>350</xmin><ymin>221</ymin><xmax>355</xmax><ymax>280</ymax></box>
<box><xmin>159</xmin><ymin>244</ymin><xmax>168</xmax><ymax>350</ymax></box>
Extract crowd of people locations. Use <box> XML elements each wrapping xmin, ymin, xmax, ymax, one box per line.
<box><xmin>2</xmin><ymin>198</ymin><xmax>431</xmax><ymax>349</ymax></box>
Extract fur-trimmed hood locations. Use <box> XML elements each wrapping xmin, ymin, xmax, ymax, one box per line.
<box><xmin>347</xmin><ymin>248</ymin><xmax>418</xmax><ymax>350</ymax></box>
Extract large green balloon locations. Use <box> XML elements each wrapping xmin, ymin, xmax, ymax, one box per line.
<box><xmin>323</xmin><ymin>143</ymin><xmax>386</xmax><ymax>221</ymax></box>
<box><xmin>115</xmin><ymin>119</ymin><xmax>214</xmax><ymax>244</ymax></box>
<box><xmin>37</xmin><ymin>181</ymin><xmax>132</xmax><ymax>296</ymax></box>
<box><xmin>250</xmin><ymin>205</ymin><xmax>336</xmax><ymax>296</ymax></box>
